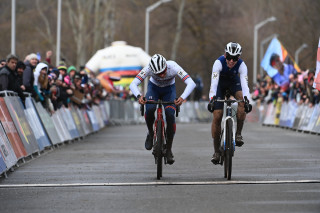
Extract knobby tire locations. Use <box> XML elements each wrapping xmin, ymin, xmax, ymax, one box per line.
<box><xmin>156</xmin><ymin>120</ymin><xmax>163</xmax><ymax>180</ymax></box>
<box><xmin>225</xmin><ymin>118</ymin><xmax>233</xmax><ymax>180</ymax></box>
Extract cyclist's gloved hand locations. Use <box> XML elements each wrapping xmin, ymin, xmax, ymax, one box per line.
<box><xmin>207</xmin><ymin>96</ymin><xmax>216</xmax><ymax>113</ymax></box>
<box><xmin>137</xmin><ymin>95</ymin><xmax>146</xmax><ymax>105</ymax></box>
<box><xmin>244</xmin><ymin>96</ymin><xmax>252</xmax><ymax>113</ymax></box>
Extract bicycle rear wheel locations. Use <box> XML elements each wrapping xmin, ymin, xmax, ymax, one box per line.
<box><xmin>156</xmin><ymin>120</ymin><xmax>163</xmax><ymax>180</ymax></box>
<box><xmin>224</xmin><ymin>118</ymin><xmax>233</xmax><ymax>180</ymax></box>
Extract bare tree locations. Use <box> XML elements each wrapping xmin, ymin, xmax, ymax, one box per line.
<box><xmin>171</xmin><ymin>0</ymin><xmax>185</xmax><ymax>60</ymax></box>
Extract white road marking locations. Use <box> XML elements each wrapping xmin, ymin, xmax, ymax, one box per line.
<box><xmin>0</xmin><ymin>180</ymin><xmax>319</xmax><ymax>188</ymax></box>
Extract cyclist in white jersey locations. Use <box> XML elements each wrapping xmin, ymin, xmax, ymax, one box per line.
<box><xmin>130</xmin><ymin>54</ymin><xmax>196</xmax><ymax>164</ymax></box>
<box><xmin>207</xmin><ymin>42</ymin><xmax>252</xmax><ymax>164</ymax></box>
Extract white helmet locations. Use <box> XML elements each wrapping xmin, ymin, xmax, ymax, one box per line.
<box><xmin>225</xmin><ymin>42</ymin><xmax>242</xmax><ymax>56</ymax></box>
<box><xmin>149</xmin><ymin>54</ymin><xmax>167</xmax><ymax>74</ymax></box>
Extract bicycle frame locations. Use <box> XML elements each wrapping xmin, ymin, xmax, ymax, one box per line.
<box><xmin>140</xmin><ymin>99</ymin><xmax>179</xmax><ymax>180</ymax></box>
<box><xmin>221</xmin><ymin>101</ymin><xmax>236</xmax><ymax>152</ymax></box>
<box><xmin>155</xmin><ymin>102</ymin><xmax>165</xmax><ymax>142</ymax></box>
<box><xmin>215</xmin><ymin>91</ymin><xmax>243</xmax><ymax>180</ymax></box>
<box><xmin>216</xmin><ymin>94</ymin><xmax>242</xmax><ymax>152</ymax></box>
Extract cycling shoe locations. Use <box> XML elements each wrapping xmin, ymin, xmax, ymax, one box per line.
<box><xmin>145</xmin><ymin>133</ymin><xmax>153</xmax><ymax>150</ymax></box>
<box><xmin>211</xmin><ymin>152</ymin><xmax>221</xmax><ymax>165</ymax></box>
<box><xmin>235</xmin><ymin>134</ymin><xmax>244</xmax><ymax>147</ymax></box>
<box><xmin>166</xmin><ymin>149</ymin><xmax>175</xmax><ymax>165</ymax></box>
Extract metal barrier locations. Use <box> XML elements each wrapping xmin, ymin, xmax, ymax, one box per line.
<box><xmin>1</xmin><ymin>92</ymin><xmax>318</xmax><ymax>178</ymax></box>
<box><xmin>261</xmin><ymin>98</ymin><xmax>320</xmax><ymax>134</ymax></box>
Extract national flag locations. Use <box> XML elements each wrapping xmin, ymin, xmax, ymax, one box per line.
<box><xmin>261</xmin><ymin>37</ymin><xmax>301</xmax><ymax>78</ymax></box>
<box><xmin>313</xmin><ymin>37</ymin><xmax>320</xmax><ymax>91</ymax></box>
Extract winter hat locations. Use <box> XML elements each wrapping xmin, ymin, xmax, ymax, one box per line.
<box><xmin>27</xmin><ymin>53</ymin><xmax>38</xmax><ymax>61</ymax></box>
<box><xmin>16</xmin><ymin>61</ymin><xmax>26</xmax><ymax>70</ymax></box>
<box><xmin>58</xmin><ymin>65</ymin><xmax>67</xmax><ymax>71</ymax></box>
<box><xmin>67</xmin><ymin>65</ymin><xmax>77</xmax><ymax>74</ymax></box>
<box><xmin>52</xmin><ymin>68</ymin><xmax>59</xmax><ymax>77</ymax></box>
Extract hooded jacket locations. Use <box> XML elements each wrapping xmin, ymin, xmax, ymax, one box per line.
<box><xmin>23</xmin><ymin>60</ymin><xmax>36</xmax><ymax>96</ymax></box>
<box><xmin>33</xmin><ymin>62</ymin><xmax>48</xmax><ymax>101</ymax></box>
<box><xmin>0</xmin><ymin>65</ymin><xmax>25</xmax><ymax>102</ymax></box>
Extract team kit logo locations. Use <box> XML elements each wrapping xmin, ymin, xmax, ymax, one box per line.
<box><xmin>178</xmin><ymin>70</ymin><xmax>184</xmax><ymax>78</ymax></box>
<box><xmin>212</xmin><ymin>72</ymin><xmax>219</xmax><ymax>80</ymax></box>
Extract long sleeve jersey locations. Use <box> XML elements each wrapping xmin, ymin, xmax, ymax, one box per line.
<box><xmin>130</xmin><ymin>60</ymin><xmax>196</xmax><ymax>100</ymax></box>
<box><xmin>209</xmin><ymin>55</ymin><xmax>250</xmax><ymax>99</ymax></box>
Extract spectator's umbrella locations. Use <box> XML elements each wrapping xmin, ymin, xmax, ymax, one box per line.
<box><xmin>85</xmin><ymin>41</ymin><xmax>150</xmax><ymax>92</ymax></box>
<box><xmin>313</xmin><ymin>38</ymin><xmax>320</xmax><ymax>91</ymax></box>
<box><xmin>261</xmin><ymin>37</ymin><xmax>301</xmax><ymax>78</ymax></box>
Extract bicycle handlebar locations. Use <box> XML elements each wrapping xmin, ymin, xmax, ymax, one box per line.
<box><xmin>215</xmin><ymin>99</ymin><xmax>244</xmax><ymax>104</ymax></box>
<box><xmin>140</xmin><ymin>99</ymin><xmax>180</xmax><ymax>117</ymax></box>
<box><xmin>144</xmin><ymin>100</ymin><xmax>176</xmax><ymax>105</ymax></box>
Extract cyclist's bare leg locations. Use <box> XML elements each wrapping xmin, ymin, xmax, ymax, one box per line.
<box><xmin>212</xmin><ymin>109</ymin><xmax>223</xmax><ymax>153</ymax></box>
<box><xmin>235</xmin><ymin>91</ymin><xmax>246</xmax><ymax>146</ymax></box>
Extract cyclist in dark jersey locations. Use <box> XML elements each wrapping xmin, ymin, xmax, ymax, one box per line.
<box><xmin>207</xmin><ymin>42</ymin><xmax>252</xmax><ymax>164</ymax></box>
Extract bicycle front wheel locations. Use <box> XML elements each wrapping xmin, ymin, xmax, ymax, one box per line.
<box><xmin>156</xmin><ymin>120</ymin><xmax>163</xmax><ymax>180</ymax></box>
<box><xmin>224</xmin><ymin>118</ymin><xmax>233</xmax><ymax>180</ymax></box>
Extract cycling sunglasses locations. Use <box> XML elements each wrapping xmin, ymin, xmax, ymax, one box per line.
<box><xmin>226</xmin><ymin>53</ymin><xmax>239</xmax><ymax>62</ymax></box>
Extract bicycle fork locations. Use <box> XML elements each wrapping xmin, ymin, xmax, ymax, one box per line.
<box><xmin>221</xmin><ymin>106</ymin><xmax>236</xmax><ymax>154</ymax></box>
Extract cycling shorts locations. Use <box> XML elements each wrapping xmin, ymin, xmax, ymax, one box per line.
<box><xmin>145</xmin><ymin>81</ymin><xmax>176</xmax><ymax>110</ymax></box>
<box><xmin>214</xmin><ymin>75</ymin><xmax>242</xmax><ymax>110</ymax></box>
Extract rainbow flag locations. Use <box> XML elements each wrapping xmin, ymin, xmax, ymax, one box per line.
<box><xmin>261</xmin><ymin>37</ymin><xmax>301</xmax><ymax>78</ymax></box>
<box><xmin>313</xmin><ymin>38</ymin><xmax>320</xmax><ymax>91</ymax></box>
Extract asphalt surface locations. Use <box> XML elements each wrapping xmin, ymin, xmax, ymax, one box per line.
<box><xmin>0</xmin><ymin>122</ymin><xmax>319</xmax><ymax>213</ymax></box>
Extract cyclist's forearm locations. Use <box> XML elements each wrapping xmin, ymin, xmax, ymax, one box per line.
<box><xmin>129</xmin><ymin>78</ymin><xmax>142</xmax><ymax>97</ymax></box>
<box><xmin>209</xmin><ymin>60</ymin><xmax>222</xmax><ymax>99</ymax></box>
<box><xmin>180</xmin><ymin>77</ymin><xmax>196</xmax><ymax>100</ymax></box>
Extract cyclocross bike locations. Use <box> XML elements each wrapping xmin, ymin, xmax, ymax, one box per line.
<box><xmin>140</xmin><ymin>99</ymin><xmax>179</xmax><ymax>180</ymax></box>
<box><xmin>215</xmin><ymin>90</ymin><xmax>243</xmax><ymax>180</ymax></box>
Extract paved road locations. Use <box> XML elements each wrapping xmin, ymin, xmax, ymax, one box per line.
<box><xmin>0</xmin><ymin>122</ymin><xmax>319</xmax><ymax>213</ymax></box>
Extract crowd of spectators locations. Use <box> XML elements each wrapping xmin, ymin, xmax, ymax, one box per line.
<box><xmin>0</xmin><ymin>51</ymin><xmax>114</xmax><ymax>114</ymax></box>
<box><xmin>252</xmin><ymin>69</ymin><xmax>320</xmax><ymax>108</ymax></box>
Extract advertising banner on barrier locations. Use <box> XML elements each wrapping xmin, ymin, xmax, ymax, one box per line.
<box><xmin>307</xmin><ymin>104</ymin><xmax>320</xmax><ymax>133</ymax></box>
<box><xmin>60</xmin><ymin>107</ymin><xmax>79</xmax><ymax>139</ymax></box>
<box><xmin>0</xmin><ymin>152</ymin><xmax>6</xmax><ymax>175</ymax></box>
<box><xmin>100</xmin><ymin>101</ymin><xmax>109</xmax><ymax>125</ymax></box>
<box><xmin>70</xmin><ymin>105</ymin><xmax>85</xmax><ymax>137</ymax></box>
<box><xmin>33</xmin><ymin>101</ymin><xmax>61</xmax><ymax>145</ymax></box>
<box><xmin>52</xmin><ymin>111</ymin><xmax>72</xmax><ymax>142</ymax></box>
<box><xmin>279</xmin><ymin>101</ymin><xmax>289</xmax><ymax>127</ymax></box>
<box><xmin>286</xmin><ymin>101</ymin><xmax>298</xmax><ymax>128</ymax></box>
<box><xmin>274</xmin><ymin>97</ymin><xmax>283</xmax><ymax>125</ymax></box>
<box><xmin>5</xmin><ymin>96</ymin><xmax>39</xmax><ymax>155</ymax></box>
<box><xmin>0</xmin><ymin>98</ymin><xmax>27</xmax><ymax>159</ymax></box>
<box><xmin>78</xmin><ymin>108</ymin><xmax>92</xmax><ymax>135</ymax></box>
<box><xmin>298</xmin><ymin>105</ymin><xmax>314</xmax><ymax>131</ymax></box>
<box><xmin>313</xmin><ymin>106</ymin><xmax>320</xmax><ymax>133</ymax></box>
<box><xmin>87</xmin><ymin>109</ymin><xmax>99</xmax><ymax>132</ymax></box>
<box><xmin>24</xmin><ymin>98</ymin><xmax>51</xmax><ymax>150</ymax></box>
<box><xmin>92</xmin><ymin>105</ymin><xmax>104</xmax><ymax>129</ymax></box>
<box><xmin>292</xmin><ymin>104</ymin><xmax>303</xmax><ymax>130</ymax></box>
<box><xmin>0</xmin><ymin>122</ymin><xmax>18</xmax><ymax>169</ymax></box>
<box><xmin>263</xmin><ymin>103</ymin><xmax>275</xmax><ymax>125</ymax></box>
